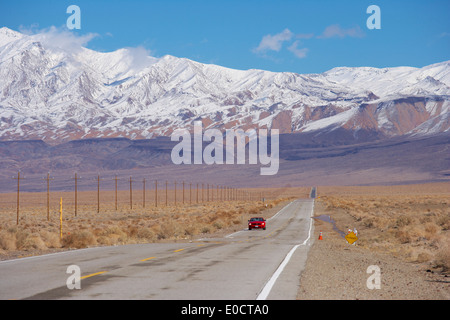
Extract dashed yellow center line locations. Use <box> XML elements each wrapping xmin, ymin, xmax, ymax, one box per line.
<box><xmin>140</xmin><ymin>257</ymin><xmax>156</xmax><ymax>262</ymax></box>
<box><xmin>138</xmin><ymin>237</ymin><xmax>273</xmax><ymax>263</ymax></box>
<box><xmin>80</xmin><ymin>271</ymin><xmax>107</xmax><ymax>279</ymax></box>
<box><xmin>68</xmin><ymin>236</ymin><xmax>278</xmax><ymax>283</ymax></box>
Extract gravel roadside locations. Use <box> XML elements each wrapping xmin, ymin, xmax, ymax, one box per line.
<box><xmin>296</xmin><ymin>202</ymin><xmax>449</xmax><ymax>300</ymax></box>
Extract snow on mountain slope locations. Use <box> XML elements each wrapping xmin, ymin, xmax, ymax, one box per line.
<box><xmin>0</xmin><ymin>27</ymin><xmax>23</xmax><ymax>47</ymax></box>
<box><xmin>322</xmin><ymin>61</ymin><xmax>450</xmax><ymax>98</ymax></box>
<box><xmin>0</xmin><ymin>27</ymin><xmax>449</xmax><ymax>143</ymax></box>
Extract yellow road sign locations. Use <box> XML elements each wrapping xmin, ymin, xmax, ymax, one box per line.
<box><xmin>345</xmin><ymin>232</ymin><xmax>358</xmax><ymax>244</ymax></box>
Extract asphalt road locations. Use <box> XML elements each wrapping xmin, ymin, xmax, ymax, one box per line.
<box><xmin>0</xmin><ymin>199</ymin><xmax>315</xmax><ymax>300</ymax></box>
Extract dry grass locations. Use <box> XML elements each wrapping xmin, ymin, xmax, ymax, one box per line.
<box><xmin>315</xmin><ymin>182</ymin><xmax>450</xmax><ymax>272</ymax></box>
<box><xmin>0</xmin><ymin>187</ymin><xmax>308</xmax><ymax>258</ymax></box>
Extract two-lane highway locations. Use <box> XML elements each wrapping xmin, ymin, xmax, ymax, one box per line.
<box><xmin>0</xmin><ymin>199</ymin><xmax>315</xmax><ymax>300</ymax></box>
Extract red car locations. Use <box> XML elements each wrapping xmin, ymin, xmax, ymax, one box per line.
<box><xmin>248</xmin><ymin>217</ymin><xmax>266</xmax><ymax>230</ymax></box>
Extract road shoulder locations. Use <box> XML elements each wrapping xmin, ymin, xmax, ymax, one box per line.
<box><xmin>296</xmin><ymin>204</ymin><xmax>449</xmax><ymax>300</ymax></box>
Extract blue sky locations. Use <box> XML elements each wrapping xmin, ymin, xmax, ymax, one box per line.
<box><xmin>1</xmin><ymin>0</ymin><xmax>449</xmax><ymax>74</ymax></box>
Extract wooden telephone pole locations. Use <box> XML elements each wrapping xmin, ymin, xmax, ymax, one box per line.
<box><xmin>129</xmin><ymin>176</ymin><xmax>133</xmax><ymax>210</ymax></box>
<box><xmin>143</xmin><ymin>178</ymin><xmax>146</xmax><ymax>208</ymax></box>
<box><xmin>113</xmin><ymin>175</ymin><xmax>119</xmax><ymax>211</ymax></box>
<box><xmin>13</xmin><ymin>172</ymin><xmax>24</xmax><ymax>225</ymax></box>
<box><xmin>174</xmin><ymin>181</ymin><xmax>177</xmax><ymax>205</ymax></box>
<box><xmin>44</xmin><ymin>172</ymin><xmax>54</xmax><ymax>221</ymax></box>
<box><xmin>165</xmin><ymin>180</ymin><xmax>168</xmax><ymax>206</ymax></box>
<box><xmin>155</xmin><ymin>180</ymin><xmax>158</xmax><ymax>207</ymax></box>
<box><xmin>96</xmin><ymin>175</ymin><xmax>102</xmax><ymax>213</ymax></box>
<box><xmin>73</xmin><ymin>173</ymin><xmax>80</xmax><ymax>216</ymax></box>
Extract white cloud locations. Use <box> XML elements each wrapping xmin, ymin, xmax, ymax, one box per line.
<box><xmin>296</xmin><ymin>33</ymin><xmax>315</xmax><ymax>40</ymax></box>
<box><xmin>253</xmin><ymin>24</ymin><xmax>366</xmax><ymax>61</ymax></box>
<box><xmin>288</xmin><ymin>41</ymin><xmax>308</xmax><ymax>59</ymax></box>
<box><xmin>317</xmin><ymin>24</ymin><xmax>365</xmax><ymax>39</ymax></box>
<box><xmin>253</xmin><ymin>29</ymin><xmax>311</xmax><ymax>60</ymax></box>
<box><xmin>124</xmin><ymin>46</ymin><xmax>155</xmax><ymax>70</ymax></box>
<box><xmin>253</xmin><ymin>28</ymin><xmax>294</xmax><ymax>53</ymax></box>
<box><xmin>22</xmin><ymin>25</ymin><xmax>99</xmax><ymax>54</ymax></box>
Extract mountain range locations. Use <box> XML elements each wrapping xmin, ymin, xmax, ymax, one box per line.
<box><xmin>0</xmin><ymin>27</ymin><xmax>449</xmax><ymax>143</ymax></box>
<box><xmin>0</xmin><ymin>27</ymin><xmax>448</xmax><ymax>190</ymax></box>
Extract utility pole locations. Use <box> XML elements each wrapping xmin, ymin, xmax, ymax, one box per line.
<box><xmin>113</xmin><ymin>175</ymin><xmax>119</xmax><ymax>211</ymax></box>
<box><xmin>44</xmin><ymin>172</ymin><xmax>54</xmax><ymax>221</ymax></box>
<box><xmin>174</xmin><ymin>181</ymin><xmax>177</xmax><ymax>205</ymax></box>
<box><xmin>155</xmin><ymin>180</ymin><xmax>158</xmax><ymax>207</ymax></box>
<box><xmin>73</xmin><ymin>173</ymin><xmax>79</xmax><ymax>216</ymax></box>
<box><xmin>13</xmin><ymin>172</ymin><xmax>24</xmax><ymax>225</ymax></box>
<box><xmin>96</xmin><ymin>175</ymin><xmax>101</xmax><ymax>213</ymax></box>
<box><xmin>129</xmin><ymin>176</ymin><xmax>133</xmax><ymax>210</ymax></box>
<box><xmin>143</xmin><ymin>178</ymin><xmax>146</xmax><ymax>208</ymax></box>
<box><xmin>59</xmin><ymin>197</ymin><xmax>63</xmax><ymax>240</ymax></box>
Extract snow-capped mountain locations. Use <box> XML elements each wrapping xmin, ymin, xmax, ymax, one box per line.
<box><xmin>0</xmin><ymin>27</ymin><xmax>449</xmax><ymax>143</ymax></box>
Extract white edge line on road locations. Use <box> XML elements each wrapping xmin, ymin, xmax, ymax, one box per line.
<box><xmin>302</xmin><ymin>199</ymin><xmax>314</xmax><ymax>245</ymax></box>
<box><xmin>0</xmin><ymin>246</ymin><xmax>102</xmax><ymax>265</ymax></box>
<box><xmin>256</xmin><ymin>199</ymin><xmax>314</xmax><ymax>300</ymax></box>
<box><xmin>267</xmin><ymin>200</ymin><xmax>294</xmax><ymax>221</ymax></box>
<box><xmin>225</xmin><ymin>228</ymin><xmax>247</xmax><ymax>238</ymax></box>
